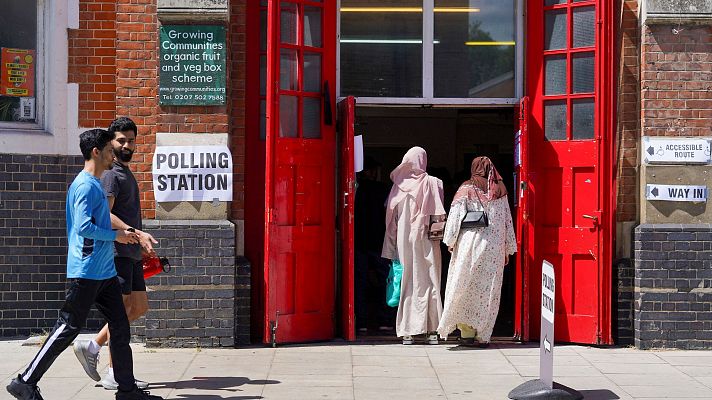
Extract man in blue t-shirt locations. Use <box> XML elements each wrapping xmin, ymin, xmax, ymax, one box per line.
<box><xmin>6</xmin><ymin>129</ymin><xmax>162</xmax><ymax>400</ymax></box>
<box><xmin>73</xmin><ymin>117</ymin><xmax>158</xmax><ymax>390</ymax></box>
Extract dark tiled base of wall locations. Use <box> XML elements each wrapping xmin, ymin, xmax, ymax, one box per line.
<box><xmin>0</xmin><ymin>153</ymin><xmax>108</xmax><ymax>336</ymax></box>
<box><xmin>634</xmin><ymin>224</ymin><xmax>712</xmax><ymax>349</ymax></box>
<box><xmin>0</xmin><ymin>154</ymin><xmax>249</xmax><ymax>347</ymax></box>
<box><xmin>615</xmin><ymin>258</ymin><xmax>635</xmax><ymax>346</ymax></box>
<box><xmin>138</xmin><ymin>220</ymin><xmax>250</xmax><ymax>347</ymax></box>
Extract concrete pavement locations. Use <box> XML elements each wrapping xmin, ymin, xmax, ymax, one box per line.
<box><xmin>2</xmin><ymin>335</ymin><xmax>712</xmax><ymax>400</ymax></box>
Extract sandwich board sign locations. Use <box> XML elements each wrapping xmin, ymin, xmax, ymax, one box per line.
<box><xmin>540</xmin><ymin>260</ymin><xmax>555</xmax><ymax>389</ymax></box>
<box><xmin>509</xmin><ymin>260</ymin><xmax>582</xmax><ymax>400</ymax></box>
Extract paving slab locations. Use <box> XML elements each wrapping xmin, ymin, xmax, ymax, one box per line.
<box><xmin>2</xmin><ymin>339</ymin><xmax>712</xmax><ymax>399</ymax></box>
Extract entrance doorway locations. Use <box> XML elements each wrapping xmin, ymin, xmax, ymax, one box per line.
<box><xmin>349</xmin><ymin>106</ymin><xmax>517</xmax><ymax>340</ymax></box>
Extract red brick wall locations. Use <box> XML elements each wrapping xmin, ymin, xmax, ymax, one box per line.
<box><xmin>68</xmin><ymin>0</ymin><xmax>117</xmax><ymax>128</ymax></box>
<box><xmin>616</xmin><ymin>0</ymin><xmax>640</xmax><ymax>223</ymax></box>
<box><xmin>641</xmin><ymin>25</ymin><xmax>712</xmax><ymax>137</ymax></box>
<box><xmin>115</xmin><ymin>0</ymin><xmax>158</xmax><ymax>220</ymax></box>
<box><xmin>229</xmin><ymin>0</ymin><xmax>247</xmax><ymax>221</ymax></box>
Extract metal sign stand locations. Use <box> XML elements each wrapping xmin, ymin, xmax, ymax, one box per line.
<box><xmin>508</xmin><ymin>260</ymin><xmax>583</xmax><ymax>400</ymax></box>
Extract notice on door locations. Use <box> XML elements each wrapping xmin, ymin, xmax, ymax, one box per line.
<box><xmin>159</xmin><ymin>25</ymin><xmax>226</xmax><ymax>106</ymax></box>
<box><xmin>646</xmin><ymin>184</ymin><xmax>708</xmax><ymax>203</ymax></box>
<box><xmin>0</xmin><ymin>47</ymin><xmax>35</xmax><ymax>97</ymax></box>
<box><xmin>152</xmin><ymin>145</ymin><xmax>233</xmax><ymax>202</ymax></box>
<box><xmin>642</xmin><ymin>137</ymin><xmax>711</xmax><ymax>164</ymax></box>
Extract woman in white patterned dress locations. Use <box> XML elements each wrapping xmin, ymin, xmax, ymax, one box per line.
<box><xmin>382</xmin><ymin>147</ymin><xmax>446</xmax><ymax>345</ymax></box>
<box><xmin>437</xmin><ymin>156</ymin><xmax>517</xmax><ymax>347</ymax></box>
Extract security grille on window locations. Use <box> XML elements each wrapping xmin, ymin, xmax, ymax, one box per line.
<box><xmin>0</xmin><ymin>0</ymin><xmax>38</xmax><ymax>123</ymax></box>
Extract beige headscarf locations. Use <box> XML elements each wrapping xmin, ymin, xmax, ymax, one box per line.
<box><xmin>452</xmin><ymin>156</ymin><xmax>508</xmax><ymax>205</ymax></box>
<box><xmin>385</xmin><ymin>147</ymin><xmax>446</xmax><ymax>232</ymax></box>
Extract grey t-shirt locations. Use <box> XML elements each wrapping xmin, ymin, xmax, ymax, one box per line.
<box><xmin>101</xmin><ymin>161</ymin><xmax>142</xmax><ymax>260</ymax></box>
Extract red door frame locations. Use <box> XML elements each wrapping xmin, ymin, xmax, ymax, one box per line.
<box><xmin>264</xmin><ymin>0</ymin><xmax>338</xmax><ymax>344</ymax></box>
<box><xmin>245</xmin><ymin>0</ymin><xmax>267</xmax><ymax>343</ymax></box>
<box><xmin>247</xmin><ymin>1</ymin><xmax>615</xmax><ymax>345</ymax></box>
<box><xmin>514</xmin><ymin>96</ymin><xmax>531</xmax><ymax>341</ymax></box>
<box><xmin>338</xmin><ymin>96</ymin><xmax>356</xmax><ymax>341</ymax></box>
<box><xmin>522</xmin><ymin>0</ymin><xmax>614</xmax><ymax>344</ymax></box>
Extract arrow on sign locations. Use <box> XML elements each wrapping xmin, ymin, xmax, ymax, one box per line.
<box><xmin>544</xmin><ymin>336</ymin><xmax>552</xmax><ymax>353</ymax></box>
<box><xmin>651</xmin><ymin>187</ymin><xmax>659</xmax><ymax>197</ymax></box>
<box><xmin>647</xmin><ymin>146</ymin><xmax>655</xmax><ymax>156</ymax></box>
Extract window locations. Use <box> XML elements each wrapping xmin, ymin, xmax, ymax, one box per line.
<box><xmin>339</xmin><ymin>0</ymin><xmax>521</xmax><ymax>103</ymax></box>
<box><xmin>0</xmin><ymin>0</ymin><xmax>41</xmax><ymax>126</ymax></box>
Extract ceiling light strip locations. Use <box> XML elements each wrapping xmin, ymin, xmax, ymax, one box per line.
<box><xmin>340</xmin><ymin>7</ymin><xmax>480</xmax><ymax>13</ymax></box>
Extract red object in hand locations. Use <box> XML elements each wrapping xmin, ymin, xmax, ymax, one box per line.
<box><xmin>142</xmin><ymin>255</ymin><xmax>171</xmax><ymax>279</ymax></box>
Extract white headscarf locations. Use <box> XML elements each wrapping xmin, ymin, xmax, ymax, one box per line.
<box><xmin>384</xmin><ymin>147</ymin><xmax>446</xmax><ymax>233</ymax></box>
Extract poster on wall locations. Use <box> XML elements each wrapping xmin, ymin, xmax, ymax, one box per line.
<box><xmin>0</xmin><ymin>47</ymin><xmax>35</xmax><ymax>97</ymax></box>
<box><xmin>159</xmin><ymin>25</ymin><xmax>226</xmax><ymax>106</ymax></box>
<box><xmin>152</xmin><ymin>145</ymin><xmax>233</xmax><ymax>202</ymax></box>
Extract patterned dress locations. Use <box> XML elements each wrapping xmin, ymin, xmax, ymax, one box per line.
<box><xmin>437</xmin><ymin>185</ymin><xmax>517</xmax><ymax>342</ymax></box>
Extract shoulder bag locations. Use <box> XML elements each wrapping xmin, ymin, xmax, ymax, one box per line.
<box><xmin>460</xmin><ymin>190</ymin><xmax>489</xmax><ymax>229</ymax></box>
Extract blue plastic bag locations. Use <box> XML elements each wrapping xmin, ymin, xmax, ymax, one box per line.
<box><xmin>386</xmin><ymin>259</ymin><xmax>403</xmax><ymax>307</ymax></box>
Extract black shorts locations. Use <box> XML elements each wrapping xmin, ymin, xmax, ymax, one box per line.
<box><xmin>115</xmin><ymin>257</ymin><xmax>146</xmax><ymax>295</ymax></box>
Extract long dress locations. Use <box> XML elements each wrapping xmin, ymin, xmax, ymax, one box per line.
<box><xmin>437</xmin><ymin>187</ymin><xmax>517</xmax><ymax>342</ymax></box>
<box><xmin>382</xmin><ymin>179</ymin><xmax>444</xmax><ymax>338</ymax></box>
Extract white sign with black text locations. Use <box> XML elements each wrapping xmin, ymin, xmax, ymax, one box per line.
<box><xmin>152</xmin><ymin>145</ymin><xmax>233</xmax><ymax>202</ymax></box>
<box><xmin>540</xmin><ymin>260</ymin><xmax>555</xmax><ymax>389</ymax></box>
<box><xmin>642</xmin><ymin>137</ymin><xmax>711</xmax><ymax>164</ymax></box>
<box><xmin>646</xmin><ymin>184</ymin><xmax>708</xmax><ymax>203</ymax></box>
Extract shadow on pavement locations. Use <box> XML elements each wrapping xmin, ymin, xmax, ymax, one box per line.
<box><xmin>578</xmin><ymin>389</ymin><xmax>620</xmax><ymax>400</ymax></box>
<box><xmin>173</xmin><ymin>396</ymin><xmax>263</xmax><ymax>400</ymax></box>
<box><xmin>148</xmin><ymin>376</ymin><xmax>280</xmax><ymax>391</ymax></box>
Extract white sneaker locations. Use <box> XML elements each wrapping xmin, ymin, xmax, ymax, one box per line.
<box><xmin>100</xmin><ymin>370</ymin><xmax>149</xmax><ymax>391</ymax></box>
<box><xmin>427</xmin><ymin>333</ymin><xmax>439</xmax><ymax>345</ymax></box>
<box><xmin>402</xmin><ymin>335</ymin><xmax>414</xmax><ymax>345</ymax></box>
<box><xmin>72</xmin><ymin>340</ymin><xmax>101</xmax><ymax>381</ymax></box>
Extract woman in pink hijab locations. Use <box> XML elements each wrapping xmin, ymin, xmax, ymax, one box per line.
<box><xmin>382</xmin><ymin>147</ymin><xmax>446</xmax><ymax>345</ymax></box>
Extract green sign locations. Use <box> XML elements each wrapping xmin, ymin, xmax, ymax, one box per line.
<box><xmin>159</xmin><ymin>25</ymin><xmax>226</xmax><ymax>106</ymax></box>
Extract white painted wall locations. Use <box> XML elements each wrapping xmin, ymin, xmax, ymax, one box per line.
<box><xmin>0</xmin><ymin>0</ymin><xmax>83</xmax><ymax>156</ymax></box>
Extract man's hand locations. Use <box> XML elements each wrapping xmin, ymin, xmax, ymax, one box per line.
<box><xmin>136</xmin><ymin>230</ymin><xmax>158</xmax><ymax>256</ymax></box>
<box><xmin>116</xmin><ymin>229</ymin><xmax>139</xmax><ymax>244</ymax></box>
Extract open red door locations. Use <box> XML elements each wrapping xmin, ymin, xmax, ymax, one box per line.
<box><xmin>264</xmin><ymin>0</ymin><xmax>338</xmax><ymax>344</ymax></box>
<box><xmin>338</xmin><ymin>96</ymin><xmax>356</xmax><ymax>341</ymax></box>
<box><xmin>524</xmin><ymin>0</ymin><xmax>613</xmax><ymax>344</ymax></box>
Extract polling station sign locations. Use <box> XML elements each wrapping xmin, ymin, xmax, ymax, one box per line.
<box><xmin>152</xmin><ymin>146</ymin><xmax>232</xmax><ymax>202</ymax></box>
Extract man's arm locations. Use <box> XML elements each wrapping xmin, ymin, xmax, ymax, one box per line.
<box><xmin>74</xmin><ymin>185</ymin><xmax>137</xmax><ymax>244</ymax></box>
<box><xmin>107</xmin><ymin>195</ymin><xmax>158</xmax><ymax>255</ymax></box>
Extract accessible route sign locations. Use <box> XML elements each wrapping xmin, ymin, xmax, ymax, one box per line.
<box><xmin>159</xmin><ymin>25</ymin><xmax>226</xmax><ymax>106</ymax></box>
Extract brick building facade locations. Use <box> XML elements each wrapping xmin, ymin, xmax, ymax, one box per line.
<box><xmin>1</xmin><ymin>0</ymin><xmax>711</xmax><ymax>349</ymax></box>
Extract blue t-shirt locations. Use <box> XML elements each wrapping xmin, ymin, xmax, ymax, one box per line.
<box><xmin>66</xmin><ymin>171</ymin><xmax>117</xmax><ymax>279</ymax></box>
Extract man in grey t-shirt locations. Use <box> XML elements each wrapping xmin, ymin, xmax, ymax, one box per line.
<box><xmin>73</xmin><ymin>117</ymin><xmax>158</xmax><ymax>390</ymax></box>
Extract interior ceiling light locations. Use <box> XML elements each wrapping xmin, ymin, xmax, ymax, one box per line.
<box><xmin>465</xmin><ymin>41</ymin><xmax>516</xmax><ymax>46</ymax></box>
<box><xmin>340</xmin><ymin>7</ymin><xmax>480</xmax><ymax>13</ymax></box>
<box><xmin>340</xmin><ymin>39</ymin><xmax>441</xmax><ymax>44</ymax></box>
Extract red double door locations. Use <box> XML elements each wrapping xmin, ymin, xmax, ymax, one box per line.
<box><xmin>515</xmin><ymin>0</ymin><xmax>614</xmax><ymax>344</ymax></box>
<box><xmin>260</xmin><ymin>0</ymin><xmax>613</xmax><ymax>345</ymax></box>
<box><xmin>262</xmin><ymin>0</ymin><xmax>355</xmax><ymax>344</ymax></box>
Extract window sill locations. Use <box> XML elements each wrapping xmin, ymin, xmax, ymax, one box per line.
<box><xmin>0</xmin><ymin>122</ymin><xmax>46</xmax><ymax>134</ymax></box>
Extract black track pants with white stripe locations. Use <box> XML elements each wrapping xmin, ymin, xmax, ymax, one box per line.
<box><xmin>20</xmin><ymin>277</ymin><xmax>135</xmax><ymax>392</ymax></box>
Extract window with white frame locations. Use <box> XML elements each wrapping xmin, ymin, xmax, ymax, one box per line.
<box><xmin>0</xmin><ymin>0</ymin><xmax>41</xmax><ymax>125</ymax></box>
<box><xmin>339</xmin><ymin>0</ymin><xmax>520</xmax><ymax>104</ymax></box>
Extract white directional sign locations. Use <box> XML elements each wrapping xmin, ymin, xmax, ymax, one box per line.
<box><xmin>646</xmin><ymin>184</ymin><xmax>708</xmax><ymax>202</ymax></box>
<box><xmin>642</xmin><ymin>137</ymin><xmax>711</xmax><ymax>164</ymax></box>
<box><xmin>540</xmin><ymin>260</ymin><xmax>555</xmax><ymax>389</ymax></box>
